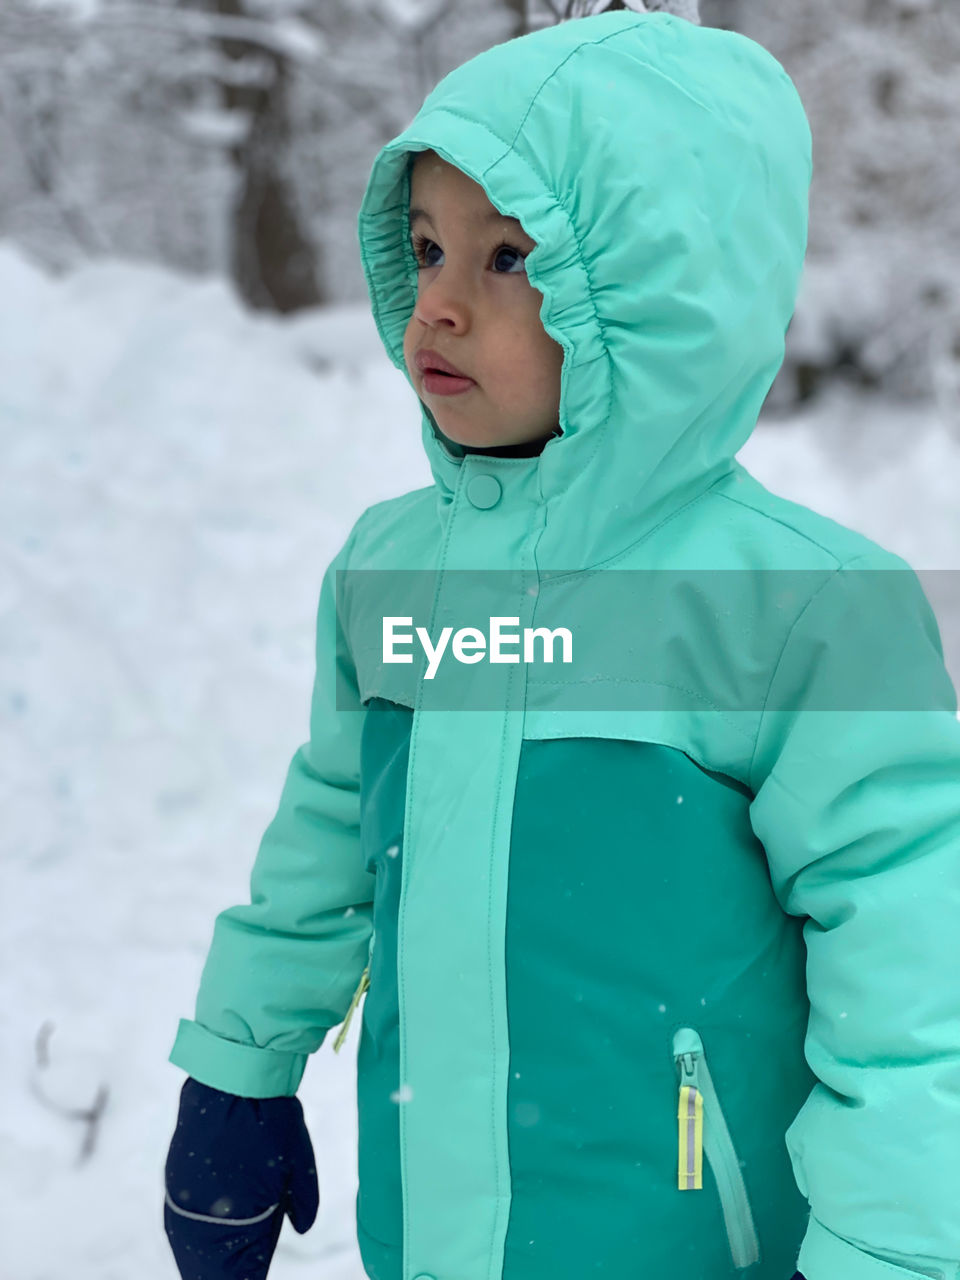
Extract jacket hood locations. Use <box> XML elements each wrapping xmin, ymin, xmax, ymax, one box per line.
<box><xmin>357</xmin><ymin>10</ymin><xmax>812</xmax><ymax>568</ymax></box>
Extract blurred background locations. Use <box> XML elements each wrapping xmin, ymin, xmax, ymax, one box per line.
<box><xmin>1</xmin><ymin>1</ymin><xmax>958</xmax><ymax>1277</ymax></box>
<box><xmin>3</xmin><ymin>0</ymin><xmax>960</xmax><ymax>403</ymax></box>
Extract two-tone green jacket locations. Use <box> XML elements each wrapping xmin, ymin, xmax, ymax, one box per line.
<box><xmin>170</xmin><ymin>12</ymin><xmax>960</xmax><ymax>1280</ymax></box>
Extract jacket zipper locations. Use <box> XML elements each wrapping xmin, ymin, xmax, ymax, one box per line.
<box><xmin>673</xmin><ymin>1026</ymin><xmax>760</xmax><ymax>1269</ymax></box>
<box><xmin>333</xmin><ymin>932</ymin><xmax>374</xmax><ymax>1054</ymax></box>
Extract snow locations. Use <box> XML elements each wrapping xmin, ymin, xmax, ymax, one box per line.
<box><xmin>1</xmin><ymin>243</ymin><xmax>957</xmax><ymax>1279</ymax></box>
<box><xmin>179</xmin><ymin>107</ymin><xmax>252</xmax><ymax>148</ymax></box>
<box><xmin>23</xmin><ymin>0</ymin><xmax>101</xmax><ymax>17</ymax></box>
<box><xmin>739</xmin><ymin>385</ymin><xmax>960</xmax><ymax>570</ymax></box>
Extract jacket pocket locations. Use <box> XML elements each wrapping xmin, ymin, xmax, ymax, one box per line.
<box><xmin>673</xmin><ymin>1026</ymin><xmax>760</xmax><ymax>1270</ymax></box>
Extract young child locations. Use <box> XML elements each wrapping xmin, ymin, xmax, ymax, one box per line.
<box><xmin>163</xmin><ymin>11</ymin><xmax>960</xmax><ymax>1280</ymax></box>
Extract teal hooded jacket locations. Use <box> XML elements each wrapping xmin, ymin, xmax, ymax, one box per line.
<box><xmin>170</xmin><ymin>12</ymin><xmax>960</xmax><ymax>1280</ymax></box>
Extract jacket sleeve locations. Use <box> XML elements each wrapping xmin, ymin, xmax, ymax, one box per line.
<box><xmin>169</xmin><ymin>515</ymin><xmax>374</xmax><ymax>1098</ymax></box>
<box><xmin>748</xmin><ymin>549</ymin><xmax>960</xmax><ymax>1280</ymax></box>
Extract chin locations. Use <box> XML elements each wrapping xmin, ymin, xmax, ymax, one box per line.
<box><xmin>435</xmin><ymin>416</ymin><xmax>534</xmax><ymax>449</ymax></box>
<box><xmin>443</xmin><ymin>426</ymin><xmax>507</xmax><ymax>447</ymax></box>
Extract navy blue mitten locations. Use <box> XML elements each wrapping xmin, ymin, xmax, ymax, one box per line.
<box><xmin>164</xmin><ymin>1077</ymin><xmax>319</xmax><ymax>1280</ymax></box>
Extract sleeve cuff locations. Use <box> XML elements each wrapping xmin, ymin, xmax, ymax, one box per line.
<box><xmin>797</xmin><ymin>1215</ymin><xmax>955</xmax><ymax>1280</ymax></box>
<box><xmin>168</xmin><ymin>1018</ymin><xmax>309</xmax><ymax>1098</ymax></box>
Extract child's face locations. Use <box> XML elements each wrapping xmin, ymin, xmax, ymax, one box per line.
<box><xmin>402</xmin><ymin>151</ymin><xmax>564</xmax><ymax>450</ymax></box>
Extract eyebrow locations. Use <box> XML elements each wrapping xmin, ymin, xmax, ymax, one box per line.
<box><xmin>408</xmin><ymin>206</ymin><xmax>522</xmax><ymax>230</ymax></box>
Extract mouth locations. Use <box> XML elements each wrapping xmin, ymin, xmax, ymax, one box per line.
<box><xmin>415</xmin><ymin>348</ymin><xmax>474</xmax><ymax>381</ymax></box>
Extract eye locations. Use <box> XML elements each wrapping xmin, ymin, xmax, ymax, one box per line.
<box><xmin>410</xmin><ymin>232</ymin><xmax>527</xmax><ymax>275</ymax></box>
<box><xmin>491</xmin><ymin>243</ymin><xmax>526</xmax><ymax>274</ymax></box>
<box><xmin>411</xmin><ymin>232</ymin><xmax>441</xmax><ymax>268</ymax></box>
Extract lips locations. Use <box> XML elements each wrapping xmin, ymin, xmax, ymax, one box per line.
<box><xmin>415</xmin><ymin>348</ymin><xmax>473</xmax><ymax>381</ymax></box>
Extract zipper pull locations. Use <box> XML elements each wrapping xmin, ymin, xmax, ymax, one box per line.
<box><xmin>677</xmin><ymin>1048</ymin><xmax>704</xmax><ymax>1190</ymax></box>
<box><xmin>333</xmin><ymin>966</ymin><xmax>370</xmax><ymax>1053</ymax></box>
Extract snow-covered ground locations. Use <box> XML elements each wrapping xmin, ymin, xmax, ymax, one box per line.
<box><xmin>1</xmin><ymin>244</ymin><xmax>957</xmax><ymax>1280</ymax></box>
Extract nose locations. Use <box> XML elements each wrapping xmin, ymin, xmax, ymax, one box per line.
<box><xmin>413</xmin><ymin>267</ymin><xmax>471</xmax><ymax>332</ymax></box>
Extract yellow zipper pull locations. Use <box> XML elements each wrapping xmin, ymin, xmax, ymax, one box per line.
<box><xmin>677</xmin><ymin>1051</ymin><xmax>704</xmax><ymax>1190</ymax></box>
<box><xmin>333</xmin><ymin>966</ymin><xmax>370</xmax><ymax>1053</ymax></box>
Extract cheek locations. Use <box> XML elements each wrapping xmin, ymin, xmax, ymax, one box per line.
<box><xmin>514</xmin><ymin>322</ymin><xmax>563</xmax><ymax>384</ymax></box>
<box><xmin>495</xmin><ymin>303</ymin><xmax>551</xmax><ymax>365</ymax></box>
<box><xmin>526</xmin><ymin>335</ymin><xmax>564</xmax><ymax>408</ymax></box>
<box><xmin>402</xmin><ymin>321</ymin><xmax>418</xmax><ymax>371</ymax></box>
<box><xmin>492</xmin><ymin>324</ymin><xmax>557</xmax><ymax>383</ymax></box>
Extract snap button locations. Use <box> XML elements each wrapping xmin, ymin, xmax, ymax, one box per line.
<box><xmin>465</xmin><ymin>474</ymin><xmax>502</xmax><ymax>510</ymax></box>
<box><xmin>412</xmin><ymin>1274</ymin><xmax>436</xmax><ymax>1280</ymax></box>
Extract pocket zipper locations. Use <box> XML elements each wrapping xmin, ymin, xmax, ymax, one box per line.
<box><xmin>673</xmin><ymin>1026</ymin><xmax>760</xmax><ymax>1270</ymax></box>
<box><xmin>333</xmin><ymin>932</ymin><xmax>374</xmax><ymax>1054</ymax></box>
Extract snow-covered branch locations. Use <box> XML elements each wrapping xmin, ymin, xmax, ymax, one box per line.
<box><xmin>547</xmin><ymin>0</ymin><xmax>700</xmax><ymax>25</ymax></box>
<box><xmin>94</xmin><ymin>4</ymin><xmax>326</xmax><ymax>65</ymax></box>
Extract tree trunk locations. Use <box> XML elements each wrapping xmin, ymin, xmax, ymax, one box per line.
<box><xmin>501</xmin><ymin>0</ymin><xmax>530</xmax><ymax>37</ymax></box>
<box><xmin>213</xmin><ymin>0</ymin><xmax>322</xmax><ymax>313</ymax></box>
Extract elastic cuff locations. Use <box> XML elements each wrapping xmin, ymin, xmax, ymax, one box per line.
<box><xmin>797</xmin><ymin>1215</ymin><xmax>952</xmax><ymax>1280</ymax></box>
<box><xmin>168</xmin><ymin>1018</ymin><xmax>308</xmax><ymax>1097</ymax></box>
